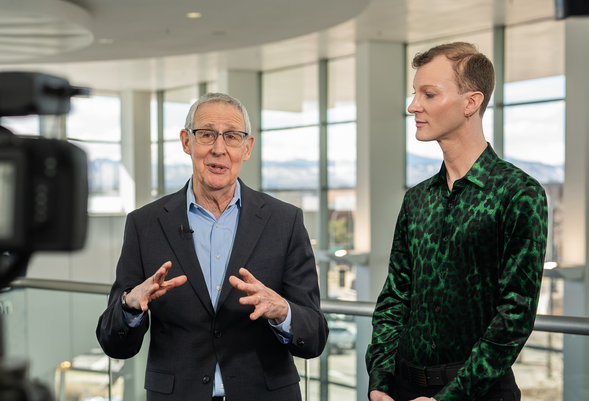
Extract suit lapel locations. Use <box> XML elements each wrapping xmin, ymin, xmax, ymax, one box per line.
<box><xmin>159</xmin><ymin>183</ymin><xmax>215</xmax><ymax>317</ymax></box>
<box><xmin>218</xmin><ymin>180</ymin><xmax>271</xmax><ymax>309</ymax></box>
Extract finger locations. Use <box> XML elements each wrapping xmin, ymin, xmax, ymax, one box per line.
<box><xmin>163</xmin><ymin>275</ymin><xmax>187</xmax><ymax>289</ymax></box>
<box><xmin>239</xmin><ymin>293</ymin><xmax>262</xmax><ymax>306</ymax></box>
<box><xmin>229</xmin><ymin>275</ymin><xmax>256</xmax><ymax>294</ymax></box>
<box><xmin>239</xmin><ymin>268</ymin><xmax>259</xmax><ymax>285</ymax></box>
<box><xmin>153</xmin><ymin>261</ymin><xmax>172</xmax><ymax>283</ymax></box>
<box><xmin>249</xmin><ymin>303</ymin><xmax>265</xmax><ymax>320</ymax></box>
<box><xmin>228</xmin><ymin>275</ymin><xmax>244</xmax><ymax>289</ymax></box>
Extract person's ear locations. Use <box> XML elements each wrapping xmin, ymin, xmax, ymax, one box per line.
<box><xmin>465</xmin><ymin>91</ymin><xmax>484</xmax><ymax>117</ymax></box>
<box><xmin>242</xmin><ymin>135</ymin><xmax>255</xmax><ymax>161</ymax></box>
<box><xmin>180</xmin><ymin>129</ymin><xmax>191</xmax><ymax>154</ymax></box>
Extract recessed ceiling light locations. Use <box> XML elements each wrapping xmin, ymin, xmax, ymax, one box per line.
<box><xmin>187</xmin><ymin>12</ymin><xmax>202</xmax><ymax>18</ymax></box>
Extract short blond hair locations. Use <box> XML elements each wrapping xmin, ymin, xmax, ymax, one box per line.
<box><xmin>412</xmin><ymin>42</ymin><xmax>495</xmax><ymax>117</ymax></box>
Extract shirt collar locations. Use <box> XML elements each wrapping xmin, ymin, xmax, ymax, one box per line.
<box><xmin>186</xmin><ymin>178</ymin><xmax>242</xmax><ymax>214</ymax></box>
<box><xmin>427</xmin><ymin>143</ymin><xmax>498</xmax><ymax>190</ymax></box>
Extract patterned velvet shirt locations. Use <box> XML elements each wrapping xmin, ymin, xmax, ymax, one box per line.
<box><xmin>366</xmin><ymin>145</ymin><xmax>548</xmax><ymax>400</ymax></box>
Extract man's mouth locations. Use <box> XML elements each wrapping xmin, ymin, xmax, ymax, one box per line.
<box><xmin>207</xmin><ymin>163</ymin><xmax>228</xmax><ymax>173</ymax></box>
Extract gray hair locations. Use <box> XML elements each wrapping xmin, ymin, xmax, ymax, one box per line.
<box><xmin>184</xmin><ymin>92</ymin><xmax>252</xmax><ymax>134</ymax></box>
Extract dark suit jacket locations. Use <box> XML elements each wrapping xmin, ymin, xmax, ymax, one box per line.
<box><xmin>96</xmin><ymin>179</ymin><xmax>328</xmax><ymax>400</ymax></box>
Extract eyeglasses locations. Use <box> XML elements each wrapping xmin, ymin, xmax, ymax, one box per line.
<box><xmin>189</xmin><ymin>129</ymin><xmax>249</xmax><ymax>147</ymax></box>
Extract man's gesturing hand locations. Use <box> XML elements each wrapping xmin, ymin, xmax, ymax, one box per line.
<box><xmin>229</xmin><ymin>267</ymin><xmax>289</xmax><ymax>323</ymax></box>
<box><xmin>125</xmin><ymin>261</ymin><xmax>187</xmax><ymax>312</ymax></box>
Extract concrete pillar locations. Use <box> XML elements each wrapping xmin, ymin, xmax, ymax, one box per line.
<box><xmin>217</xmin><ymin>70</ymin><xmax>261</xmax><ymax>190</ymax></box>
<box><xmin>562</xmin><ymin>17</ymin><xmax>589</xmax><ymax>401</ymax></box>
<box><xmin>355</xmin><ymin>40</ymin><xmax>407</xmax><ymax>401</ymax></box>
<box><xmin>120</xmin><ymin>90</ymin><xmax>152</xmax><ymax>213</ymax></box>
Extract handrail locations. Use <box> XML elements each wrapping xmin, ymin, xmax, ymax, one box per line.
<box><xmin>9</xmin><ymin>277</ymin><xmax>589</xmax><ymax>336</ymax></box>
<box><xmin>10</xmin><ymin>277</ymin><xmax>111</xmax><ymax>295</ymax></box>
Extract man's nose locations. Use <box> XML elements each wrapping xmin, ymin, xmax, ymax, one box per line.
<box><xmin>407</xmin><ymin>96</ymin><xmax>418</xmax><ymax>114</ymax></box>
<box><xmin>211</xmin><ymin>133</ymin><xmax>227</xmax><ymax>154</ymax></box>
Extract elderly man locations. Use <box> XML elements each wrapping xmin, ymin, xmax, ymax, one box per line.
<box><xmin>97</xmin><ymin>92</ymin><xmax>328</xmax><ymax>401</ymax></box>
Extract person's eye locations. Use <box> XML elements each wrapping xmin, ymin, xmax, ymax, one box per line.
<box><xmin>225</xmin><ymin>133</ymin><xmax>237</xmax><ymax>140</ymax></box>
<box><xmin>201</xmin><ymin>131</ymin><xmax>214</xmax><ymax>138</ymax></box>
<box><xmin>425</xmin><ymin>93</ymin><xmax>435</xmax><ymax>98</ymax></box>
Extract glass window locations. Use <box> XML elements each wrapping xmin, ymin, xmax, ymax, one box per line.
<box><xmin>0</xmin><ymin>115</ymin><xmax>40</xmax><ymax>136</ymax></box>
<box><xmin>505</xmin><ymin>75</ymin><xmax>565</xmax><ymax>104</ymax></box>
<box><xmin>328</xmin><ymin>189</ymin><xmax>355</xmax><ymax>250</ymax></box>
<box><xmin>504</xmin><ymin>100</ymin><xmax>565</xmax><ymax>184</ymax></box>
<box><xmin>328</xmin><ymin>123</ymin><xmax>356</xmax><ymax>189</ymax></box>
<box><xmin>66</xmin><ymin>95</ymin><xmax>122</xmax><ymax>213</ymax></box>
<box><xmin>164</xmin><ymin>140</ymin><xmax>192</xmax><ymax>193</ymax></box>
<box><xmin>67</xmin><ymin>96</ymin><xmax>121</xmax><ymax>142</ymax></box>
<box><xmin>262</xmin><ymin>64</ymin><xmax>318</xmax><ymax>130</ymax></box>
<box><xmin>73</xmin><ymin>141</ymin><xmax>122</xmax><ymax>213</ymax></box>
<box><xmin>162</xmin><ymin>86</ymin><xmax>198</xmax><ymax>194</ymax></box>
<box><xmin>262</xmin><ymin>126</ymin><xmax>319</xmax><ymax>190</ymax></box>
<box><xmin>328</xmin><ymin>57</ymin><xmax>356</xmax><ymax>123</ymax></box>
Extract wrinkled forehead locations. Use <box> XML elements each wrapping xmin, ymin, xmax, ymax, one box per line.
<box><xmin>193</xmin><ymin>101</ymin><xmax>246</xmax><ymax>130</ymax></box>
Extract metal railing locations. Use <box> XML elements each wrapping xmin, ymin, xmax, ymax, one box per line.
<box><xmin>10</xmin><ymin>277</ymin><xmax>589</xmax><ymax>336</ymax></box>
<box><xmin>8</xmin><ymin>277</ymin><xmax>589</xmax><ymax>400</ymax></box>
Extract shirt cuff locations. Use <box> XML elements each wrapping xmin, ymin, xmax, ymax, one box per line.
<box><xmin>268</xmin><ymin>300</ymin><xmax>293</xmax><ymax>343</ymax></box>
<box><xmin>368</xmin><ymin>369</ymin><xmax>395</xmax><ymax>396</ymax></box>
<box><xmin>123</xmin><ymin>309</ymin><xmax>145</xmax><ymax>327</ymax></box>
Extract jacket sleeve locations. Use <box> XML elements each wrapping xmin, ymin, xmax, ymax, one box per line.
<box><xmin>365</xmin><ymin>198</ymin><xmax>412</xmax><ymax>396</ymax></box>
<box><xmin>282</xmin><ymin>208</ymin><xmax>329</xmax><ymax>359</ymax></box>
<box><xmin>434</xmin><ymin>184</ymin><xmax>548</xmax><ymax>401</ymax></box>
<box><xmin>96</xmin><ymin>212</ymin><xmax>150</xmax><ymax>359</ymax></box>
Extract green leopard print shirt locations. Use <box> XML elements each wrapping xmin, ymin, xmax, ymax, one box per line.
<box><xmin>366</xmin><ymin>145</ymin><xmax>548</xmax><ymax>400</ymax></box>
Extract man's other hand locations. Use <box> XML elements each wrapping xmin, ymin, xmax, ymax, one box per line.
<box><xmin>229</xmin><ymin>267</ymin><xmax>289</xmax><ymax>323</ymax></box>
<box><xmin>126</xmin><ymin>261</ymin><xmax>187</xmax><ymax>312</ymax></box>
<box><xmin>370</xmin><ymin>390</ymin><xmax>394</xmax><ymax>401</ymax></box>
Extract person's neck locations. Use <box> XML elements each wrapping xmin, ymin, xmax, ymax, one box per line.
<box><xmin>439</xmin><ymin>127</ymin><xmax>487</xmax><ymax>191</ymax></box>
<box><xmin>193</xmin><ymin>182</ymin><xmax>236</xmax><ymax>219</ymax></box>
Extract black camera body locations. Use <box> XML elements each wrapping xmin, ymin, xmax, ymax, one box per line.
<box><xmin>0</xmin><ymin>130</ymin><xmax>88</xmax><ymax>252</ymax></box>
<box><xmin>0</xmin><ymin>71</ymin><xmax>90</xmax><ymax>401</ymax></box>
<box><xmin>0</xmin><ymin>72</ymin><xmax>89</xmax><ymax>253</ymax></box>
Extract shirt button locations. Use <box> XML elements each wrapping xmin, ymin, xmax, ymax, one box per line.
<box><xmin>220</xmin><ymin>384</ymin><xmax>224</xmax><ymax>389</ymax></box>
<box><xmin>431</xmin><ymin>343</ymin><xmax>437</xmax><ymax>349</ymax></box>
<box><xmin>447</xmin><ymin>203</ymin><xmax>454</xmax><ymax>210</ymax></box>
<box><xmin>215</xmin><ymin>223</ymin><xmax>219</xmax><ymax>228</ymax></box>
<box><xmin>216</xmin><ymin>286</ymin><xmax>221</xmax><ymax>291</ymax></box>
<box><xmin>439</xmin><ymin>272</ymin><xmax>444</xmax><ymax>278</ymax></box>
<box><xmin>203</xmin><ymin>375</ymin><xmax>210</xmax><ymax>384</ymax></box>
<box><xmin>435</xmin><ymin>306</ymin><xmax>440</xmax><ymax>313</ymax></box>
<box><xmin>443</xmin><ymin>237</ymin><xmax>448</xmax><ymax>242</ymax></box>
<box><xmin>214</xmin><ymin>330</ymin><xmax>222</xmax><ymax>338</ymax></box>
<box><xmin>216</xmin><ymin>254</ymin><xmax>220</xmax><ymax>259</ymax></box>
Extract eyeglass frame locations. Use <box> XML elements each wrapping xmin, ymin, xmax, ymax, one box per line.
<box><xmin>189</xmin><ymin>129</ymin><xmax>250</xmax><ymax>147</ymax></box>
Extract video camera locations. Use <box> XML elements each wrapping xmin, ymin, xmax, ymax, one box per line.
<box><xmin>0</xmin><ymin>71</ymin><xmax>90</xmax><ymax>401</ymax></box>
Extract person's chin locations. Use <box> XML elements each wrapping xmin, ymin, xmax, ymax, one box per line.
<box><xmin>415</xmin><ymin>132</ymin><xmax>437</xmax><ymax>142</ymax></box>
<box><xmin>204</xmin><ymin>176</ymin><xmax>234</xmax><ymax>191</ymax></box>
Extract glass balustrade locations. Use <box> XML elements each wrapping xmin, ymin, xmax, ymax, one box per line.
<box><xmin>0</xmin><ymin>277</ymin><xmax>580</xmax><ymax>401</ymax></box>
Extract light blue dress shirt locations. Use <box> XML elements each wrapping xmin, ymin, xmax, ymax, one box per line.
<box><xmin>124</xmin><ymin>179</ymin><xmax>292</xmax><ymax>397</ymax></box>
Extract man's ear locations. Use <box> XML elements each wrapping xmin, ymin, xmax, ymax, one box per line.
<box><xmin>180</xmin><ymin>129</ymin><xmax>191</xmax><ymax>154</ymax></box>
<box><xmin>242</xmin><ymin>135</ymin><xmax>255</xmax><ymax>161</ymax></box>
<box><xmin>466</xmin><ymin>91</ymin><xmax>484</xmax><ymax>116</ymax></box>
